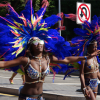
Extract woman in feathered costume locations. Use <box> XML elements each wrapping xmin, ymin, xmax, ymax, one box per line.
<box><xmin>71</xmin><ymin>15</ymin><xmax>100</xmax><ymax>100</ymax></box>
<box><xmin>0</xmin><ymin>0</ymin><xmax>100</xmax><ymax>100</ymax></box>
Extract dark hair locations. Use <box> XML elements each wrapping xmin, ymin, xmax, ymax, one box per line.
<box><xmin>89</xmin><ymin>40</ymin><xmax>97</xmax><ymax>44</ymax></box>
<box><xmin>84</xmin><ymin>40</ymin><xmax>97</xmax><ymax>55</ymax></box>
<box><xmin>87</xmin><ymin>40</ymin><xmax>97</xmax><ymax>48</ymax></box>
<box><xmin>86</xmin><ymin>40</ymin><xmax>97</xmax><ymax>53</ymax></box>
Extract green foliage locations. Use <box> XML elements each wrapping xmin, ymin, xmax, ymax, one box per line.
<box><xmin>0</xmin><ymin>0</ymin><xmax>25</xmax><ymax>16</ymax></box>
<box><xmin>0</xmin><ymin>0</ymin><xmax>10</xmax><ymax>16</ymax></box>
<box><xmin>45</xmin><ymin>0</ymin><xmax>57</xmax><ymax>17</ymax></box>
<box><xmin>0</xmin><ymin>8</ymin><xmax>6</xmax><ymax>17</ymax></box>
<box><xmin>35</xmin><ymin>0</ymin><xmax>40</xmax><ymax>11</ymax></box>
<box><xmin>14</xmin><ymin>0</ymin><xmax>25</xmax><ymax>13</ymax></box>
<box><xmin>0</xmin><ymin>0</ymin><xmax>100</xmax><ymax>40</ymax></box>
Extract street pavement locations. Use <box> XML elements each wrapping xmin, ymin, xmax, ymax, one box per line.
<box><xmin>0</xmin><ymin>70</ymin><xmax>100</xmax><ymax>100</ymax></box>
<box><xmin>0</xmin><ymin>93</ymin><xmax>17</xmax><ymax>100</ymax></box>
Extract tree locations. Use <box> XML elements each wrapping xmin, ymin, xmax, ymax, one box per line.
<box><xmin>35</xmin><ymin>0</ymin><xmax>40</xmax><ymax>12</ymax></box>
<box><xmin>0</xmin><ymin>0</ymin><xmax>25</xmax><ymax>16</ymax></box>
<box><xmin>0</xmin><ymin>0</ymin><xmax>100</xmax><ymax>40</ymax></box>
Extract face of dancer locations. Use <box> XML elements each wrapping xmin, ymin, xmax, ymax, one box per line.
<box><xmin>31</xmin><ymin>37</ymin><xmax>44</xmax><ymax>53</ymax></box>
<box><xmin>88</xmin><ymin>41</ymin><xmax>97</xmax><ymax>54</ymax></box>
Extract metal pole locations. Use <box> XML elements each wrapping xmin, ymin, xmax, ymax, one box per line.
<box><xmin>58</xmin><ymin>0</ymin><xmax>61</xmax><ymax>36</ymax></box>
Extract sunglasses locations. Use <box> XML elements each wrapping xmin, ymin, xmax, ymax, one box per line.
<box><xmin>32</xmin><ymin>40</ymin><xmax>44</xmax><ymax>45</ymax></box>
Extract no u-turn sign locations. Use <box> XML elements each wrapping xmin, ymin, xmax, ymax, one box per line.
<box><xmin>76</xmin><ymin>2</ymin><xmax>91</xmax><ymax>24</ymax></box>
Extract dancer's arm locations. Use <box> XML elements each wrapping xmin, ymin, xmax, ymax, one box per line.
<box><xmin>50</xmin><ymin>50</ymin><xmax>100</xmax><ymax>64</ymax></box>
<box><xmin>80</xmin><ymin>60</ymin><xmax>91</xmax><ymax>98</ymax></box>
<box><xmin>80</xmin><ymin>60</ymin><xmax>86</xmax><ymax>90</ymax></box>
<box><xmin>0</xmin><ymin>56</ymin><xmax>25</xmax><ymax>68</ymax></box>
<box><xmin>97</xmin><ymin>72</ymin><xmax>100</xmax><ymax>80</ymax></box>
<box><xmin>86</xmin><ymin>86</ymin><xmax>96</xmax><ymax>100</ymax></box>
<box><xmin>97</xmin><ymin>61</ymin><xmax>100</xmax><ymax>80</ymax></box>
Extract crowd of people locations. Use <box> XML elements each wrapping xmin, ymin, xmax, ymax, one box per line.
<box><xmin>0</xmin><ymin>0</ymin><xmax>100</xmax><ymax>100</ymax></box>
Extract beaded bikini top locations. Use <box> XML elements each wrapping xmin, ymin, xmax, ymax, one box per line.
<box><xmin>24</xmin><ymin>56</ymin><xmax>50</xmax><ymax>83</ymax></box>
<box><xmin>84</xmin><ymin>57</ymin><xmax>99</xmax><ymax>74</ymax></box>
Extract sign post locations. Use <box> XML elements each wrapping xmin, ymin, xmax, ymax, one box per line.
<box><xmin>58</xmin><ymin>0</ymin><xmax>61</xmax><ymax>36</ymax></box>
<box><xmin>76</xmin><ymin>2</ymin><xmax>91</xmax><ymax>24</ymax></box>
<box><xmin>82</xmin><ymin>0</ymin><xmax>84</xmax><ymax>2</ymax></box>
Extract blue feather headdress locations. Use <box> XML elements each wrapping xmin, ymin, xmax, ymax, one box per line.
<box><xmin>71</xmin><ymin>15</ymin><xmax>100</xmax><ymax>57</ymax></box>
<box><xmin>0</xmin><ymin>0</ymin><xmax>71</xmax><ymax>72</ymax></box>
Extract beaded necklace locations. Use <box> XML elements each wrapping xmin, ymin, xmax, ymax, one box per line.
<box><xmin>33</xmin><ymin>56</ymin><xmax>42</xmax><ymax>81</ymax></box>
<box><xmin>87</xmin><ymin>53</ymin><xmax>99</xmax><ymax>70</ymax></box>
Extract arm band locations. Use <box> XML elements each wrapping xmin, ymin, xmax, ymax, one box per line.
<box><xmin>84</xmin><ymin>56</ymin><xmax>87</xmax><ymax>60</ymax></box>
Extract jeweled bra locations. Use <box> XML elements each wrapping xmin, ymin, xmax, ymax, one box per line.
<box><xmin>24</xmin><ymin>56</ymin><xmax>50</xmax><ymax>84</ymax></box>
<box><xmin>84</xmin><ymin>56</ymin><xmax>99</xmax><ymax>74</ymax></box>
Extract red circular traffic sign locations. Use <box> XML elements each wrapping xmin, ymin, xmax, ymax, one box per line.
<box><xmin>77</xmin><ymin>3</ymin><xmax>90</xmax><ymax>23</ymax></box>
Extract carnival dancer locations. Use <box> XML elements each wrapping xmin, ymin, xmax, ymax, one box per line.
<box><xmin>71</xmin><ymin>15</ymin><xmax>100</xmax><ymax>100</ymax></box>
<box><xmin>80</xmin><ymin>40</ymin><xmax>99</xmax><ymax>100</ymax></box>
<box><xmin>0</xmin><ymin>0</ymin><xmax>100</xmax><ymax>100</ymax></box>
<box><xmin>0</xmin><ymin>36</ymin><xmax>100</xmax><ymax>100</ymax></box>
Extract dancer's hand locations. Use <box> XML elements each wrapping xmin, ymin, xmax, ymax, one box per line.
<box><xmin>85</xmin><ymin>86</ymin><xmax>96</xmax><ymax>100</ymax></box>
<box><xmin>85</xmin><ymin>88</ymin><xmax>90</xmax><ymax>98</ymax></box>
<box><xmin>90</xmin><ymin>50</ymin><xmax>100</xmax><ymax>57</ymax></box>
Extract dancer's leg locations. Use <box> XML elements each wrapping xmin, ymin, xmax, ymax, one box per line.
<box><xmin>85</xmin><ymin>86</ymin><xmax>96</xmax><ymax>100</ymax></box>
<box><xmin>9</xmin><ymin>72</ymin><xmax>17</xmax><ymax>84</ymax></box>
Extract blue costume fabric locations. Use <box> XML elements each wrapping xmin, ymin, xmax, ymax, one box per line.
<box><xmin>85</xmin><ymin>78</ymin><xmax>98</xmax><ymax>90</ymax></box>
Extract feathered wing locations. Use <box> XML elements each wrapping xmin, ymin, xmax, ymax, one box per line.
<box><xmin>71</xmin><ymin>15</ymin><xmax>100</xmax><ymax>56</ymax></box>
<box><xmin>0</xmin><ymin>0</ymin><xmax>72</xmax><ymax>73</ymax></box>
